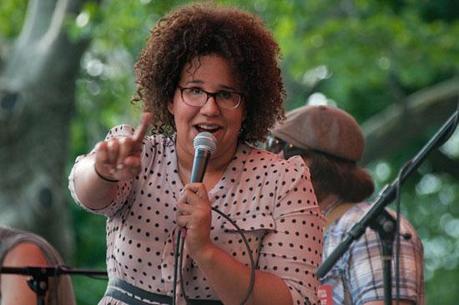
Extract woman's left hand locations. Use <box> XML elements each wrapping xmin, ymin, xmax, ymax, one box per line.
<box><xmin>176</xmin><ymin>183</ymin><xmax>213</xmax><ymax>258</ymax></box>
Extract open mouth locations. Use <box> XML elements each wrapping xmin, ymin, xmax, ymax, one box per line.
<box><xmin>195</xmin><ymin>124</ymin><xmax>221</xmax><ymax>134</ymax></box>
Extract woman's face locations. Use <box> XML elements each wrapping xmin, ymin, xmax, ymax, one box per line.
<box><xmin>168</xmin><ymin>54</ymin><xmax>246</xmax><ymax>162</ymax></box>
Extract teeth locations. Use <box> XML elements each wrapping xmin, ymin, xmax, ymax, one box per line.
<box><xmin>197</xmin><ymin>124</ymin><xmax>219</xmax><ymax>130</ymax></box>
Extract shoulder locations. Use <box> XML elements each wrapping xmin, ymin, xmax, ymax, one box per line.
<box><xmin>105</xmin><ymin>124</ymin><xmax>171</xmax><ymax>143</ymax></box>
<box><xmin>3</xmin><ymin>242</ymin><xmax>48</xmax><ymax>266</ymax></box>
<box><xmin>240</xmin><ymin>146</ymin><xmax>316</xmax><ymax>202</ymax></box>
<box><xmin>0</xmin><ymin>228</ymin><xmax>49</xmax><ymax>265</ymax></box>
<box><xmin>105</xmin><ymin>125</ymin><xmax>174</xmax><ymax>151</ymax></box>
<box><xmin>344</xmin><ymin>203</ymin><xmax>420</xmax><ymax>239</ymax></box>
<box><xmin>386</xmin><ymin>207</ymin><xmax>422</xmax><ymax>244</ymax></box>
<box><xmin>329</xmin><ymin>202</ymin><xmax>422</xmax><ymax>244</ymax></box>
<box><xmin>327</xmin><ymin>202</ymin><xmax>370</xmax><ymax>234</ymax></box>
<box><xmin>244</xmin><ymin>145</ymin><xmax>309</xmax><ymax>177</ymax></box>
<box><xmin>105</xmin><ymin>124</ymin><xmax>136</xmax><ymax>139</ymax></box>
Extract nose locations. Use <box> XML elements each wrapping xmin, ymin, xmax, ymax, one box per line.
<box><xmin>200</xmin><ymin>95</ymin><xmax>221</xmax><ymax>116</ymax></box>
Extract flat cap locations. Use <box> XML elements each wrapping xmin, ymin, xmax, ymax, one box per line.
<box><xmin>271</xmin><ymin>105</ymin><xmax>364</xmax><ymax>162</ymax></box>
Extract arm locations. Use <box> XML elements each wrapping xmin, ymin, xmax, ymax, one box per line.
<box><xmin>176</xmin><ymin>183</ymin><xmax>293</xmax><ymax>305</ymax></box>
<box><xmin>194</xmin><ymin>244</ymin><xmax>293</xmax><ymax>305</ymax></box>
<box><xmin>71</xmin><ymin>113</ymin><xmax>152</xmax><ymax>210</ymax></box>
<box><xmin>345</xmin><ymin>209</ymin><xmax>423</xmax><ymax>305</ymax></box>
<box><xmin>1</xmin><ymin>243</ymin><xmax>48</xmax><ymax>305</ymax></box>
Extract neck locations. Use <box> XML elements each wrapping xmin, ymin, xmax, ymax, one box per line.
<box><xmin>319</xmin><ymin>195</ymin><xmax>342</xmax><ymax>217</ymax></box>
<box><xmin>176</xmin><ymin>143</ymin><xmax>237</xmax><ymax>187</ymax></box>
<box><xmin>319</xmin><ymin>195</ymin><xmax>353</xmax><ymax>229</ymax></box>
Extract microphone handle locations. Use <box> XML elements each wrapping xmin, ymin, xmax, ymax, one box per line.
<box><xmin>190</xmin><ymin>148</ymin><xmax>211</xmax><ymax>183</ymax></box>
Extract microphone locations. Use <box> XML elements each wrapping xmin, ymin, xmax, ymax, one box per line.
<box><xmin>190</xmin><ymin>132</ymin><xmax>217</xmax><ymax>183</ymax></box>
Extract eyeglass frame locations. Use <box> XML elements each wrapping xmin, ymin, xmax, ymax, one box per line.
<box><xmin>265</xmin><ymin>135</ymin><xmax>308</xmax><ymax>159</ymax></box>
<box><xmin>177</xmin><ymin>85</ymin><xmax>243</xmax><ymax>110</ymax></box>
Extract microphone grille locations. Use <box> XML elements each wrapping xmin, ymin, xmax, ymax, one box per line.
<box><xmin>193</xmin><ymin>132</ymin><xmax>217</xmax><ymax>154</ymax></box>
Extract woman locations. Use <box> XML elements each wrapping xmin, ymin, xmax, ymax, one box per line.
<box><xmin>0</xmin><ymin>226</ymin><xmax>76</xmax><ymax>305</ymax></box>
<box><xmin>268</xmin><ymin>105</ymin><xmax>424</xmax><ymax>305</ymax></box>
<box><xmin>69</xmin><ymin>4</ymin><xmax>323</xmax><ymax>305</ymax></box>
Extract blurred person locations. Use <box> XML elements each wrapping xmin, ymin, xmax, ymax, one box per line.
<box><xmin>0</xmin><ymin>226</ymin><xmax>76</xmax><ymax>305</ymax></box>
<box><xmin>69</xmin><ymin>3</ymin><xmax>323</xmax><ymax>305</ymax></box>
<box><xmin>267</xmin><ymin>105</ymin><xmax>424</xmax><ymax>305</ymax></box>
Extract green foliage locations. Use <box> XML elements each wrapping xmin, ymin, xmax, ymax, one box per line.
<box><xmin>0</xmin><ymin>0</ymin><xmax>27</xmax><ymax>39</ymax></box>
<box><xmin>2</xmin><ymin>0</ymin><xmax>459</xmax><ymax>304</ymax></box>
<box><xmin>270</xmin><ymin>0</ymin><xmax>459</xmax><ymax>116</ymax></box>
<box><xmin>68</xmin><ymin>202</ymin><xmax>108</xmax><ymax>304</ymax></box>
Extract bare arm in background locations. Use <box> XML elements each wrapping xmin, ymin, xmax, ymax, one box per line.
<box><xmin>1</xmin><ymin>243</ymin><xmax>48</xmax><ymax>305</ymax></box>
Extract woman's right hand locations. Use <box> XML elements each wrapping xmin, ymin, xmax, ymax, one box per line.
<box><xmin>93</xmin><ymin>112</ymin><xmax>153</xmax><ymax>181</ymax></box>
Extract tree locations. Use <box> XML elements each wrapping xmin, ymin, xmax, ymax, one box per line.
<box><xmin>0</xmin><ymin>0</ymin><xmax>103</xmax><ymax>258</ymax></box>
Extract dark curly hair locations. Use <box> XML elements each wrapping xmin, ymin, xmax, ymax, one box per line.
<box><xmin>133</xmin><ymin>3</ymin><xmax>285</xmax><ymax>143</ymax></box>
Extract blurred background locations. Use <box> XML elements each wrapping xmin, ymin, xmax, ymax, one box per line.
<box><xmin>1</xmin><ymin>0</ymin><xmax>458</xmax><ymax>304</ymax></box>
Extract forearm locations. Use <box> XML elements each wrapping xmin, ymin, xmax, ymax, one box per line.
<box><xmin>195</xmin><ymin>244</ymin><xmax>293</xmax><ymax>305</ymax></box>
<box><xmin>72</xmin><ymin>155</ymin><xmax>119</xmax><ymax>210</ymax></box>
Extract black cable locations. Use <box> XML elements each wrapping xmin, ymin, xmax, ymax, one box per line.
<box><xmin>172</xmin><ymin>231</ymin><xmax>181</xmax><ymax>305</ymax></box>
<box><xmin>394</xmin><ymin>161</ymin><xmax>411</xmax><ymax>305</ymax></box>
<box><xmin>83</xmin><ymin>275</ymin><xmax>108</xmax><ymax>281</ymax></box>
<box><xmin>178</xmin><ymin>231</ymin><xmax>191</xmax><ymax>304</ymax></box>
<box><xmin>172</xmin><ymin>206</ymin><xmax>256</xmax><ymax>305</ymax></box>
<box><xmin>210</xmin><ymin>206</ymin><xmax>256</xmax><ymax>305</ymax></box>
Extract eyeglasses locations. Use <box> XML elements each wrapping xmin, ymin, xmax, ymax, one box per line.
<box><xmin>265</xmin><ymin>135</ymin><xmax>307</xmax><ymax>159</ymax></box>
<box><xmin>177</xmin><ymin>86</ymin><xmax>243</xmax><ymax>110</ymax></box>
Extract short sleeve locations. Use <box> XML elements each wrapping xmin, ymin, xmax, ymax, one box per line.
<box><xmin>345</xmin><ymin>210</ymin><xmax>424</xmax><ymax>305</ymax></box>
<box><xmin>258</xmin><ymin>156</ymin><xmax>325</xmax><ymax>305</ymax></box>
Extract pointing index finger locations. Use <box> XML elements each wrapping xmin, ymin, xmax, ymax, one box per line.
<box><xmin>133</xmin><ymin>112</ymin><xmax>153</xmax><ymax>143</ymax></box>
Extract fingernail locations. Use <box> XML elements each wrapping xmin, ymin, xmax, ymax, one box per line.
<box><xmin>116</xmin><ymin>164</ymin><xmax>124</xmax><ymax>170</ymax></box>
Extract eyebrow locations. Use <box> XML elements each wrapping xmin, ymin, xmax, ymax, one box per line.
<box><xmin>182</xmin><ymin>80</ymin><xmax>238</xmax><ymax>91</ymax></box>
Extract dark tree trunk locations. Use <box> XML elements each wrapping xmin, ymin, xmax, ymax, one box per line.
<box><xmin>0</xmin><ymin>0</ymin><xmax>94</xmax><ymax>259</ymax></box>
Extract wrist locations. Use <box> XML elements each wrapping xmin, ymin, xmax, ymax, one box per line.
<box><xmin>193</xmin><ymin>242</ymin><xmax>219</xmax><ymax>268</ymax></box>
<box><xmin>93</xmin><ymin>163</ymin><xmax>119</xmax><ymax>183</ymax></box>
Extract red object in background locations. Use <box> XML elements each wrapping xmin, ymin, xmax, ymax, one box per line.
<box><xmin>318</xmin><ymin>284</ymin><xmax>333</xmax><ymax>305</ymax></box>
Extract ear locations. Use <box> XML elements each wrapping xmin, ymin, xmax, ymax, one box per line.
<box><xmin>167</xmin><ymin>100</ymin><xmax>175</xmax><ymax>114</ymax></box>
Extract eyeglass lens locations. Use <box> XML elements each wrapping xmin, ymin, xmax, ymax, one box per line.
<box><xmin>180</xmin><ymin>87</ymin><xmax>241</xmax><ymax>109</ymax></box>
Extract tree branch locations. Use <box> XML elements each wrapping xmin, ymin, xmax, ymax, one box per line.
<box><xmin>362</xmin><ymin>77</ymin><xmax>459</xmax><ymax>164</ymax></box>
<box><xmin>16</xmin><ymin>0</ymin><xmax>56</xmax><ymax>48</ymax></box>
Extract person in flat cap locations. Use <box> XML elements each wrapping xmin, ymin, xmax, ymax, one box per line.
<box><xmin>267</xmin><ymin>104</ymin><xmax>424</xmax><ymax>305</ymax></box>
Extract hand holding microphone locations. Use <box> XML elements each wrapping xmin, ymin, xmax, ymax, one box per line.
<box><xmin>176</xmin><ymin>132</ymin><xmax>217</xmax><ymax>257</ymax></box>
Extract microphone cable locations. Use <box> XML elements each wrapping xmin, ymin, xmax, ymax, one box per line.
<box><xmin>172</xmin><ymin>206</ymin><xmax>256</xmax><ymax>305</ymax></box>
<box><xmin>394</xmin><ymin>161</ymin><xmax>408</xmax><ymax>305</ymax></box>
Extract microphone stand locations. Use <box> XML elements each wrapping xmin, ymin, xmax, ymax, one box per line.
<box><xmin>0</xmin><ymin>265</ymin><xmax>107</xmax><ymax>305</ymax></box>
<box><xmin>316</xmin><ymin>109</ymin><xmax>459</xmax><ymax>305</ymax></box>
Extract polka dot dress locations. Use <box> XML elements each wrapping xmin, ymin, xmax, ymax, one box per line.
<box><xmin>69</xmin><ymin>125</ymin><xmax>324</xmax><ymax>305</ymax></box>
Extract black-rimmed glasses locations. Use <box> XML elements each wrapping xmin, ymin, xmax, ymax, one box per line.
<box><xmin>177</xmin><ymin>86</ymin><xmax>243</xmax><ymax>110</ymax></box>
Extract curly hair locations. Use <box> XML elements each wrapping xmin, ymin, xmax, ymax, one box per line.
<box><xmin>133</xmin><ymin>3</ymin><xmax>285</xmax><ymax>143</ymax></box>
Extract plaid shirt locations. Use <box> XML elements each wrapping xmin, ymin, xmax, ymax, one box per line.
<box><xmin>319</xmin><ymin>202</ymin><xmax>424</xmax><ymax>305</ymax></box>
